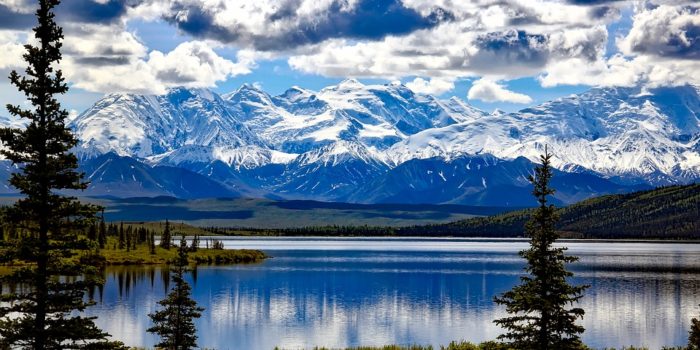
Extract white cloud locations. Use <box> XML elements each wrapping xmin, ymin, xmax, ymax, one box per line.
<box><xmin>405</xmin><ymin>77</ymin><xmax>455</xmax><ymax>95</ymax></box>
<box><xmin>618</xmin><ymin>5</ymin><xmax>700</xmax><ymax>59</ymax></box>
<box><xmin>1</xmin><ymin>0</ymin><xmax>699</xmax><ymax>98</ymax></box>
<box><xmin>45</xmin><ymin>18</ymin><xmax>255</xmax><ymax>94</ymax></box>
<box><xmin>541</xmin><ymin>4</ymin><xmax>700</xmax><ymax>89</ymax></box>
<box><xmin>146</xmin><ymin>41</ymin><xmax>253</xmax><ymax>87</ymax></box>
<box><xmin>467</xmin><ymin>78</ymin><xmax>533</xmax><ymax>104</ymax></box>
<box><xmin>62</xmin><ymin>40</ymin><xmax>254</xmax><ymax>94</ymax></box>
<box><xmin>288</xmin><ymin>21</ymin><xmax>609</xmax><ymax>82</ymax></box>
<box><xmin>0</xmin><ymin>32</ymin><xmax>24</xmax><ymax>69</ymax></box>
<box><xmin>0</xmin><ymin>0</ymin><xmax>34</xmax><ymax>13</ymax></box>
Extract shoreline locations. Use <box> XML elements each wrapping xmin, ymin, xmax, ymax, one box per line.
<box><xmin>174</xmin><ymin>235</ymin><xmax>700</xmax><ymax>244</ymax></box>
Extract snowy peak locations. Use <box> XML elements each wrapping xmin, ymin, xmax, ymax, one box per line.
<box><xmin>71</xmin><ymin>87</ymin><xmax>263</xmax><ymax>159</ymax></box>
<box><xmin>294</xmin><ymin>140</ymin><xmax>385</xmax><ymax>168</ymax></box>
<box><xmin>166</xmin><ymin>86</ymin><xmax>219</xmax><ymax>103</ymax></box>
<box><xmin>389</xmin><ymin>84</ymin><xmax>700</xmax><ymax>182</ymax></box>
<box><xmin>223</xmin><ymin>83</ymin><xmax>274</xmax><ymax>106</ymax></box>
<box><xmin>330</xmin><ymin>78</ymin><xmax>365</xmax><ymax>91</ymax></box>
<box><xmin>278</xmin><ymin>86</ymin><xmax>316</xmax><ymax>102</ymax></box>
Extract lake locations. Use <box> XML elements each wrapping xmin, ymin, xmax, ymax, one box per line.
<box><xmin>88</xmin><ymin>237</ymin><xmax>700</xmax><ymax>349</ymax></box>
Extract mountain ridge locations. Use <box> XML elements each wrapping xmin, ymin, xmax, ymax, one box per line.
<box><xmin>0</xmin><ymin>81</ymin><xmax>698</xmax><ymax>205</ymax></box>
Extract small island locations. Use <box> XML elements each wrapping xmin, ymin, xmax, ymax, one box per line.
<box><xmin>95</xmin><ymin>220</ymin><xmax>266</xmax><ymax>266</ymax></box>
<box><xmin>0</xmin><ymin>219</ymin><xmax>266</xmax><ymax>268</ymax></box>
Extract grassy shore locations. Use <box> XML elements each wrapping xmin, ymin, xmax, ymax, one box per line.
<box><xmin>96</xmin><ymin>237</ymin><xmax>266</xmax><ymax>265</ymax></box>
<box><xmin>0</xmin><ymin>236</ymin><xmax>266</xmax><ymax>268</ymax></box>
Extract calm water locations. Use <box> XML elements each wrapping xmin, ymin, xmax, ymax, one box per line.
<box><xmin>88</xmin><ymin>237</ymin><xmax>700</xmax><ymax>349</ymax></box>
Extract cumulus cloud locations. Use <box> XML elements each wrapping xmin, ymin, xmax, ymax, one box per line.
<box><xmin>405</xmin><ymin>77</ymin><xmax>455</xmax><ymax>95</ymax></box>
<box><xmin>541</xmin><ymin>4</ymin><xmax>700</xmax><ymax>88</ymax></box>
<box><xmin>288</xmin><ymin>24</ymin><xmax>608</xmax><ymax>80</ymax></box>
<box><xmin>147</xmin><ymin>42</ymin><xmax>253</xmax><ymax>87</ymax></box>
<box><xmin>0</xmin><ymin>31</ymin><xmax>25</xmax><ymax>69</ymax></box>
<box><xmin>618</xmin><ymin>5</ymin><xmax>700</xmax><ymax>59</ymax></box>
<box><xmin>467</xmin><ymin>78</ymin><xmax>533</xmax><ymax>104</ymax></box>
<box><xmin>63</xmin><ymin>40</ymin><xmax>255</xmax><ymax>94</ymax></box>
<box><xmin>0</xmin><ymin>1</ymin><xmax>256</xmax><ymax>95</ymax></box>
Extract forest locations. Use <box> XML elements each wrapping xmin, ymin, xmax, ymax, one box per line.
<box><xmin>203</xmin><ymin>184</ymin><xmax>700</xmax><ymax>239</ymax></box>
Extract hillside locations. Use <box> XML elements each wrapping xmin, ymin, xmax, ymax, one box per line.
<box><xmin>402</xmin><ymin>184</ymin><xmax>700</xmax><ymax>239</ymax></box>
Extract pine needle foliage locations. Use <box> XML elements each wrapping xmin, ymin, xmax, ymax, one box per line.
<box><xmin>493</xmin><ymin>149</ymin><xmax>588</xmax><ymax>350</ymax></box>
<box><xmin>148</xmin><ymin>236</ymin><xmax>204</xmax><ymax>349</ymax></box>
<box><xmin>689</xmin><ymin>314</ymin><xmax>700</xmax><ymax>350</ymax></box>
<box><xmin>0</xmin><ymin>1</ymin><xmax>124</xmax><ymax>348</ymax></box>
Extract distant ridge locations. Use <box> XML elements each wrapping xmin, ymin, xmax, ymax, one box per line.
<box><xmin>404</xmin><ymin>184</ymin><xmax>700</xmax><ymax>239</ymax></box>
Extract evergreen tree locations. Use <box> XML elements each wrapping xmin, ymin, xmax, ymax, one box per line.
<box><xmin>493</xmin><ymin>149</ymin><xmax>588</xmax><ymax>350</ymax></box>
<box><xmin>0</xmin><ymin>1</ymin><xmax>124</xmax><ymax>348</ymax></box>
<box><xmin>689</xmin><ymin>314</ymin><xmax>700</xmax><ymax>350</ymax></box>
<box><xmin>125</xmin><ymin>226</ymin><xmax>131</xmax><ymax>252</ymax></box>
<box><xmin>118</xmin><ymin>222</ymin><xmax>125</xmax><ymax>250</ymax></box>
<box><xmin>160</xmin><ymin>219</ymin><xmax>172</xmax><ymax>250</ymax></box>
<box><xmin>98</xmin><ymin>215</ymin><xmax>107</xmax><ymax>249</ymax></box>
<box><xmin>148</xmin><ymin>236</ymin><xmax>204</xmax><ymax>349</ymax></box>
<box><xmin>190</xmin><ymin>235</ymin><xmax>199</xmax><ymax>252</ymax></box>
<box><xmin>150</xmin><ymin>231</ymin><xmax>156</xmax><ymax>255</ymax></box>
<box><xmin>138</xmin><ymin>227</ymin><xmax>147</xmax><ymax>244</ymax></box>
<box><xmin>87</xmin><ymin>223</ymin><xmax>97</xmax><ymax>241</ymax></box>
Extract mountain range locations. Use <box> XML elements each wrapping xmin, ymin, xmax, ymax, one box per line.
<box><xmin>2</xmin><ymin>80</ymin><xmax>699</xmax><ymax>206</ymax></box>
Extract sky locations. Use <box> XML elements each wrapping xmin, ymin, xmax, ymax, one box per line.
<box><xmin>0</xmin><ymin>0</ymin><xmax>698</xmax><ymax>114</ymax></box>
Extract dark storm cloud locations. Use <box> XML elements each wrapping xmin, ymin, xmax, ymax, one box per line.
<box><xmin>475</xmin><ymin>30</ymin><xmax>549</xmax><ymax>64</ymax></box>
<box><xmin>565</xmin><ymin>0</ymin><xmax>627</xmax><ymax>4</ymax></box>
<box><xmin>589</xmin><ymin>5</ymin><xmax>620</xmax><ymax>19</ymax></box>
<box><xmin>73</xmin><ymin>56</ymin><xmax>131</xmax><ymax>66</ymax></box>
<box><xmin>55</xmin><ymin>0</ymin><xmax>134</xmax><ymax>24</ymax></box>
<box><xmin>630</xmin><ymin>23</ymin><xmax>700</xmax><ymax>59</ymax></box>
<box><xmin>0</xmin><ymin>0</ymin><xmax>140</xmax><ymax>28</ymax></box>
<box><xmin>164</xmin><ymin>0</ymin><xmax>453</xmax><ymax>51</ymax></box>
<box><xmin>0</xmin><ymin>4</ymin><xmax>36</xmax><ymax>29</ymax></box>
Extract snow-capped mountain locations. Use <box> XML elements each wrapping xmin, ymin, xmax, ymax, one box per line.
<box><xmin>387</xmin><ymin>85</ymin><xmax>700</xmax><ymax>183</ymax></box>
<box><xmin>72</xmin><ymin>87</ymin><xmax>264</xmax><ymax>160</ymax></box>
<box><xmin>1</xmin><ymin>81</ymin><xmax>697</xmax><ymax>205</ymax></box>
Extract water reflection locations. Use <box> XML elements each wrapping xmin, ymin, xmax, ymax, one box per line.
<box><xmin>86</xmin><ymin>239</ymin><xmax>700</xmax><ymax>349</ymax></box>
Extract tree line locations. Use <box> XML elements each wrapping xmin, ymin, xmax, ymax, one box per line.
<box><xmin>202</xmin><ymin>183</ymin><xmax>699</xmax><ymax>239</ymax></box>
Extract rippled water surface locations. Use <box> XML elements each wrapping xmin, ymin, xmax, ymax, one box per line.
<box><xmin>88</xmin><ymin>237</ymin><xmax>700</xmax><ymax>349</ymax></box>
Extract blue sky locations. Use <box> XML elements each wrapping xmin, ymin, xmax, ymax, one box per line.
<box><xmin>0</xmin><ymin>0</ymin><xmax>698</xmax><ymax>114</ymax></box>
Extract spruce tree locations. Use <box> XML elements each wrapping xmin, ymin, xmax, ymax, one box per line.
<box><xmin>87</xmin><ymin>224</ymin><xmax>97</xmax><ymax>241</ymax></box>
<box><xmin>150</xmin><ymin>231</ymin><xmax>156</xmax><ymax>255</ymax></box>
<box><xmin>190</xmin><ymin>235</ymin><xmax>199</xmax><ymax>252</ymax></box>
<box><xmin>689</xmin><ymin>314</ymin><xmax>700</xmax><ymax>349</ymax></box>
<box><xmin>160</xmin><ymin>219</ymin><xmax>172</xmax><ymax>249</ymax></box>
<box><xmin>148</xmin><ymin>236</ymin><xmax>204</xmax><ymax>349</ymax></box>
<box><xmin>493</xmin><ymin>149</ymin><xmax>588</xmax><ymax>350</ymax></box>
<box><xmin>125</xmin><ymin>226</ymin><xmax>131</xmax><ymax>252</ymax></box>
<box><xmin>0</xmin><ymin>1</ymin><xmax>124</xmax><ymax>348</ymax></box>
<box><xmin>98</xmin><ymin>216</ymin><xmax>107</xmax><ymax>249</ymax></box>
<box><xmin>118</xmin><ymin>222</ymin><xmax>125</xmax><ymax>249</ymax></box>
